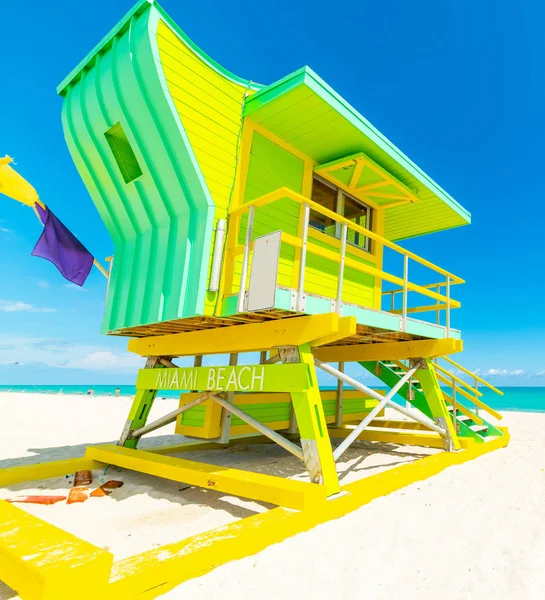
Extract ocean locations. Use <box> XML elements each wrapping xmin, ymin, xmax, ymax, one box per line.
<box><xmin>0</xmin><ymin>385</ymin><xmax>543</xmax><ymax>412</ymax></box>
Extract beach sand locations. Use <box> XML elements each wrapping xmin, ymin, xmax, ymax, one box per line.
<box><xmin>0</xmin><ymin>391</ymin><xmax>543</xmax><ymax>599</ymax></box>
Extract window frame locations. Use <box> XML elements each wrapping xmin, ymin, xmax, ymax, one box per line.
<box><xmin>310</xmin><ymin>174</ymin><xmax>373</xmax><ymax>253</ymax></box>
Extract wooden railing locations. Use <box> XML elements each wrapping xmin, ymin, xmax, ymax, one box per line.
<box><xmin>228</xmin><ymin>187</ymin><xmax>464</xmax><ymax>334</ymax></box>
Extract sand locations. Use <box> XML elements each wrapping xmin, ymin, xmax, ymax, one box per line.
<box><xmin>0</xmin><ymin>391</ymin><xmax>544</xmax><ymax>599</ymax></box>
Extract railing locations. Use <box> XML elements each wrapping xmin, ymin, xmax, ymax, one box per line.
<box><xmin>228</xmin><ymin>187</ymin><xmax>464</xmax><ymax>334</ymax></box>
<box><xmin>382</xmin><ymin>281</ymin><xmax>463</xmax><ymax>327</ymax></box>
<box><xmin>394</xmin><ymin>358</ymin><xmax>503</xmax><ymax>426</ymax></box>
<box><xmin>433</xmin><ymin>357</ymin><xmax>503</xmax><ymax>422</ymax></box>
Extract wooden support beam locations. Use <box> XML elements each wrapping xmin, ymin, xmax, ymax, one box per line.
<box><xmin>0</xmin><ymin>457</ymin><xmax>104</xmax><ymax>488</ymax></box>
<box><xmin>108</xmin><ymin>434</ymin><xmax>508</xmax><ymax>598</ymax></box>
<box><xmin>416</xmin><ymin>359</ymin><xmax>461</xmax><ymax>451</ymax></box>
<box><xmin>85</xmin><ymin>445</ymin><xmax>326</xmax><ymax>510</ymax></box>
<box><xmin>290</xmin><ymin>343</ymin><xmax>340</xmax><ymax>496</ymax></box>
<box><xmin>128</xmin><ymin>313</ymin><xmax>344</xmax><ymax>357</ymax></box>
<box><xmin>313</xmin><ymin>338</ymin><xmax>463</xmax><ymax>363</ymax></box>
<box><xmin>328</xmin><ymin>427</ymin><xmax>446</xmax><ymax>449</ymax></box>
<box><xmin>310</xmin><ymin>316</ymin><xmax>356</xmax><ymax>347</ymax></box>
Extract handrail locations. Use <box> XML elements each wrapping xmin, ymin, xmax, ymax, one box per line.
<box><xmin>441</xmin><ymin>356</ymin><xmax>504</xmax><ymax>396</ymax></box>
<box><xmin>382</xmin><ymin>281</ymin><xmax>463</xmax><ymax>296</ymax></box>
<box><xmin>441</xmin><ymin>391</ymin><xmax>485</xmax><ymax>426</ymax></box>
<box><xmin>229</xmin><ymin>186</ymin><xmax>463</xmax><ymax>333</ymax></box>
<box><xmin>433</xmin><ymin>364</ymin><xmax>503</xmax><ymax>421</ymax></box>
<box><xmin>434</xmin><ymin>364</ymin><xmax>484</xmax><ymax>397</ymax></box>
<box><xmin>230</xmin><ymin>187</ymin><xmax>464</xmax><ymax>283</ymax></box>
<box><xmin>435</xmin><ymin>371</ymin><xmax>484</xmax><ymax>404</ymax></box>
<box><xmin>393</xmin><ymin>360</ymin><xmax>486</xmax><ymax>426</ymax></box>
<box><xmin>232</xmin><ymin>232</ymin><xmax>459</xmax><ymax>308</ymax></box>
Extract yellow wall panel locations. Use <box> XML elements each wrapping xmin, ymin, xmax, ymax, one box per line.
<box><xmin>157</xmin><ymin>21</ymin><xmax>254</xmax><ymax>313</ymax></box>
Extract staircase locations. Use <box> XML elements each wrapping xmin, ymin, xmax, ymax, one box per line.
<box><xmin>359</xmin><ymin>358</ymin><xmax>504</xmax><ymax>443</ymax></box>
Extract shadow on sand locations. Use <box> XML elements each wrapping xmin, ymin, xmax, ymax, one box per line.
<box><xmin>0</xmin><ymin>435</ymin><xmax>433</xmax><ymax>599</ymax></box>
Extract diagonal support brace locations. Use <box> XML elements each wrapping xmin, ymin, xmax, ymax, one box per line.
<box><xmin>313</xmin><ymin>358</ymin><xmax>447</xmax><ymax>452</ymax></box>
<box><xmin>332</xmin><ymin>364</ymin><xmax>420</xmax><ymax>460</ymax></box>
<box><xmin>128</xmin><ymin>393</ymin><xmax>212</xmax><ymax>441</ymax></box>
<box><xmin>208</xmin><ymin>394</ymin><xmax>304</xmax><ymax>460</ymax></box>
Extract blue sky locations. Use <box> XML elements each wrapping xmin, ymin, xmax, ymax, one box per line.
<box><xmin>0</xmin><ymin>0</ymin><xmax>543</xmax><ymax>386</ymax></box>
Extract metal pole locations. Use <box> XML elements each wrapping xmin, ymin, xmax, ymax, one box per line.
<box><xmin>297</xmin><ymin>203</ymin><xmax>310</xmax><ymax>312</ymax></box>
<box><xmin>335</xmin><ymin>361</ymin><xmax>344</xmax><ymax>427</ymax></box>
<box><xmin>237</xmin><ymin>206</ymin><xmax>255</xmax><ymax>313</ymax></box>
<box><xmin>435</xmin><ymin>284</ymin><xmax>441</xmax><ymax>325</ymax></box>
<box><xmin>402</xmin><ymin>254</ymin><xmax>409</xmax><ymax>332</ymax></box>
<box><xmin>209</xmin><ymin>394</ymin><xmax>304</xmax><ymax>460</ymax></box>
<box><xmin>452</xmin><ymin>382</ymin><xmax>457</xmax><ymax>431</ymax></box>
<box><xmin>333</xmin><ymin>365</ymin><xmax>419</xmax><ymax>461</ymax></box>
<box><xmin>129</xmin><ymin>393</ymin><xmax>211</xmax><ymax>439</ymax></box>
<box><xmin>336</xmin><ymin>224</ymin><xmax>347</xmax><ymax>315</ymax></box>
<box><xmin>219</xmin><ymin>353</ymin><xmax>238</xmax><ymax>444</ymax></box>
<box><xmin>314</xmin><ymin>358</ymin><xmax>446</xmax><ymax>436</ymax></box>
<box><xmin>446</xmin><ymin>276</ymin><xmax>451</xmax><ymax>337</ymax></box>
<box><xmin>208</xmin><ymin>218</ymin><xmax>226</xmax><ymax>292</ymax></box>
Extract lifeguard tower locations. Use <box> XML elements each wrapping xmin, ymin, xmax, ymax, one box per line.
<box><xmin>0</xmin><ymin>1</ymin><xmax>508</xmax><ymax>597</ymax></box>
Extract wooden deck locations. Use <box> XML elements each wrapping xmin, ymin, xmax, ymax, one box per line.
<box><xmin>110</xmin><ymin>309</ymin><xmax>429</xmax><ymax>345</ymax></box>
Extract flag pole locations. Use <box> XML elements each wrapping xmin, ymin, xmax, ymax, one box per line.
<box><xmin>92</xmin><ymin>259</ymin><xmax>109</xmax><ymax>278</ymax></box>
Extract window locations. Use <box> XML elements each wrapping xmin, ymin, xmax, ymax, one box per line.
<box><xmin>104</xmin><ymin>123</ymin><xmax>143</xmax><ymax>184</ymax></box>
<box><xmin>310</xmin><ymin>175</ymin><xmax>372</xmax><ymax>252</ymax></box>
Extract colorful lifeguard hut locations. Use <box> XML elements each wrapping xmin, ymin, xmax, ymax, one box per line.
<box><xmin>0</xmin><ymin>1</ymin><xmax>509</xmax><ymax>597</ymax></box>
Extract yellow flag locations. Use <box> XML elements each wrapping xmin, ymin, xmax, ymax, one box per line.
<box><xmin>0</xmin><ymin>156</ymin><xmax>40</xmax><ymax>207</ymax></box>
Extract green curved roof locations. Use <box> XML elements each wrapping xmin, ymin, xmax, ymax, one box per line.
<box><xmin>244</xmin><ymin>67</ymin><xmax>471</xmax><ymax>241</ymax></box>
<box><xmin>58</xmin><ymin>0</ymin><xmax>470</xmax><ymax>244</ymax></box>
<box><xmin>57</xmin><ymin>0</ymin><xmax>263</xmax><ymax>96</ymax></box>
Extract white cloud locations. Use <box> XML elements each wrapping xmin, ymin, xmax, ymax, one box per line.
<box><xmin>62</xmin><ymin>351</ymin><xmax>143</xmax><ymax>371</ymax></box>
<box><xmin>0</xmin><ymin>301</ymin><xmax>56</xmax><ymax>313</ymax></box>
<box><xmin>37</xmin><ymin>281</ymin><xmax>50</xmax><ymax>288</ymax></box>
<box><xmin>486</xmin><ymin>368</ymin><xmax>525</xmax><ymax>377</ymax></box>
<box><xmin>0</xmin><ymin>227</ymin><xmax>12</xmax><ymax>233</ymax></box>
<box><xmin>0</xmin><ymin>335</ymin><xmax>142</xmax><ymax>372</ymax></box>
<box><xmin>537</xmin><ymin>370</ymin><xmax>545</xmax><ymax>376</ymax></box>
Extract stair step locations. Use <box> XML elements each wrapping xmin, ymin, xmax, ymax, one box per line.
<box><xmin>457</xmin><ymin>415</ymin><xmax>471</xmax><ymax>422</ymax></box>
<box><xmin>469</xmin><ymin>425</ymin><xmax>488</xmax><ymax>433</ymax></box>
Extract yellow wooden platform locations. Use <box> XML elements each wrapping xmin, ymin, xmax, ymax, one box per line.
<box><xmin>0</xmin><ymin>432</ymin><xmax>509</xmax><ymax>599</ymax></box>
<box><xmin>86</xmin><ymin>444</ymin><xmax>325</xmax><ymax>510</ymax></box>
<box><xmin>0</xmin><ymin>499</ymin><xmax>112</xmax><ymax>600</ymax></box>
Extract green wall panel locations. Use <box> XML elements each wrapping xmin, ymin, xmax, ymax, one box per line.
<box><xmin>59</xmin><ymin>5</ymin><xmax>215</xmax><ymax>333</ymax></box>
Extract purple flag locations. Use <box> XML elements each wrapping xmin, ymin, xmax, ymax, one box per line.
<box><xmin>32</xmin><ymin>205</ymin><xmax>94</xmax><ymax>286</ymax></box>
